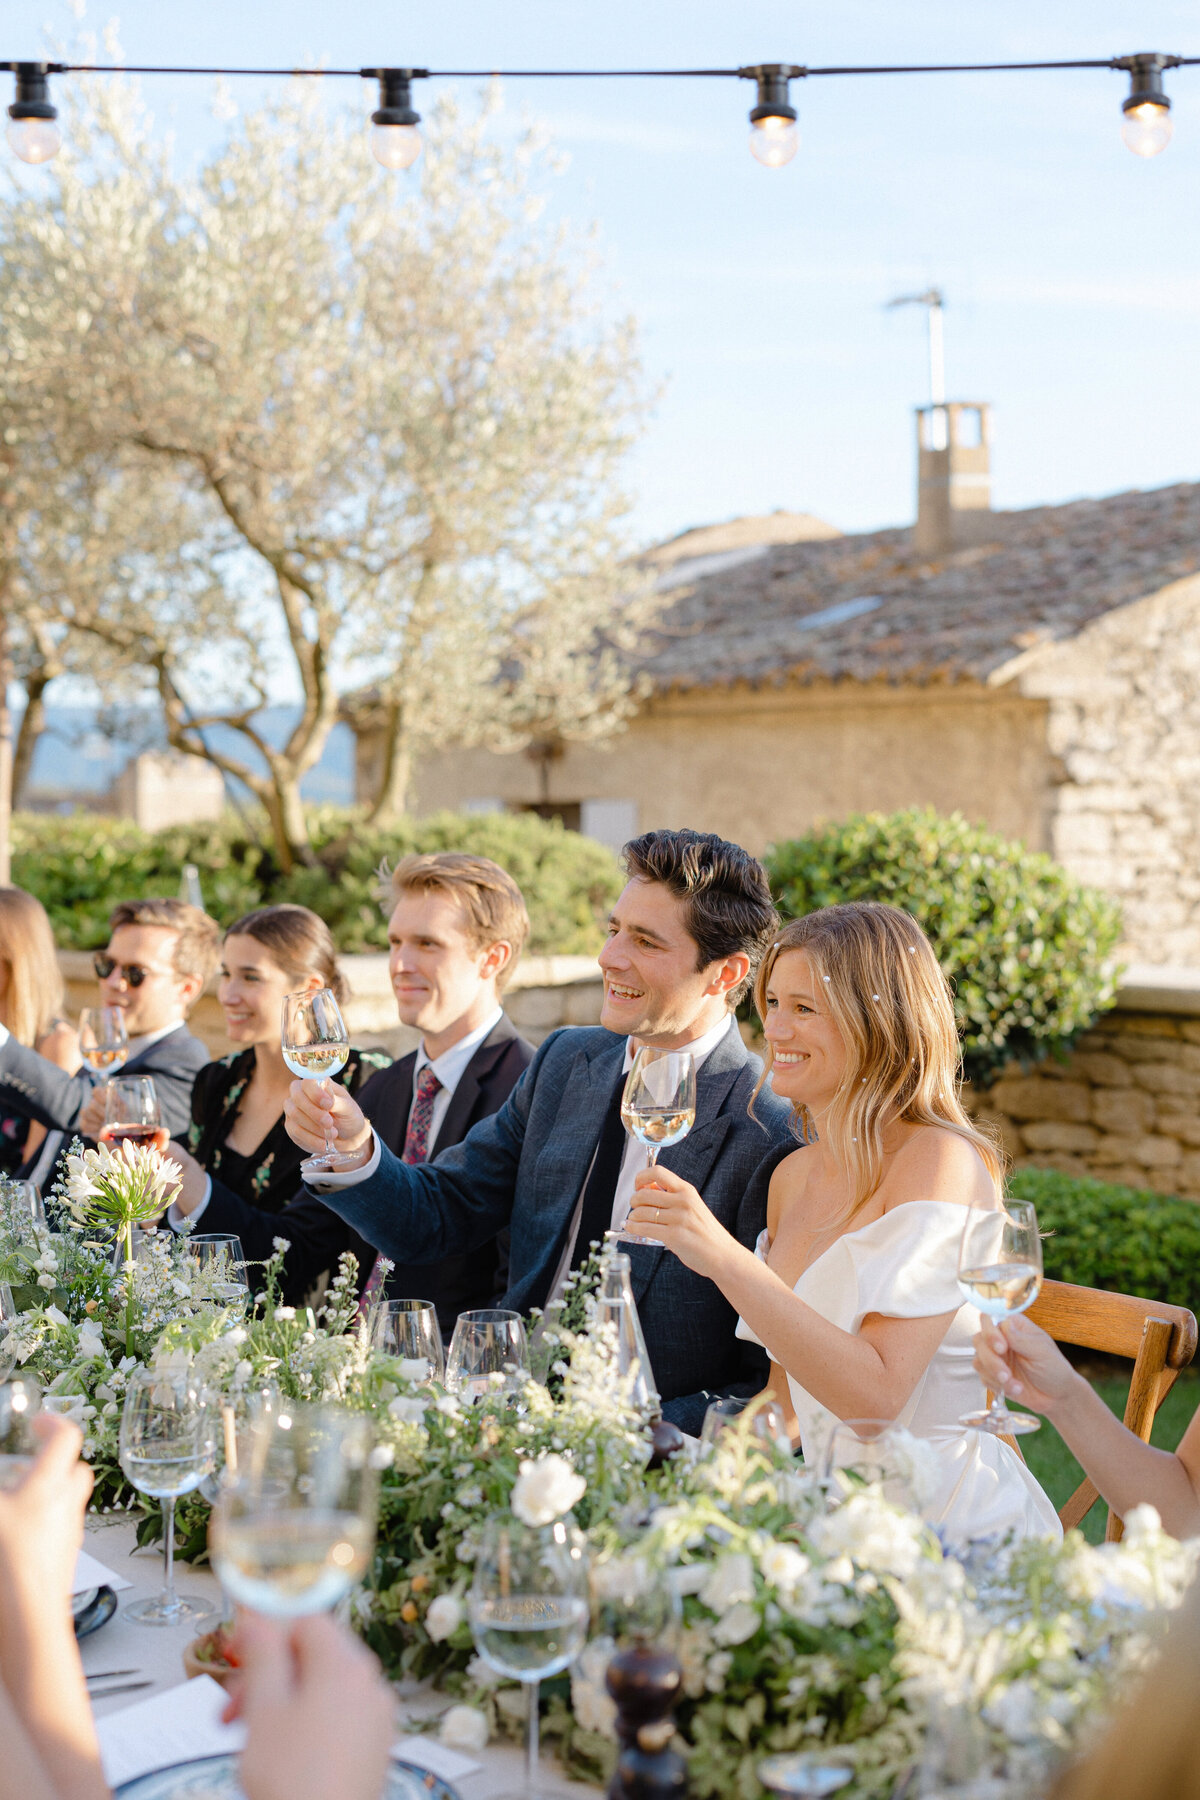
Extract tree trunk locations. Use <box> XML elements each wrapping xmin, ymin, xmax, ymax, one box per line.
<box><xmin>271</xmin><ymin>768</ymin><xmax>318</xmax><ymax>871</ymax></box>
<box><xmin>365</xmin><ymin>701</ymin><xmax>412</xmax><ymax>824</ymax></box>
<box><xmin>12</xmin><ymin>666</ymin><xmax>51</xmax><ymax>808</ymax></box>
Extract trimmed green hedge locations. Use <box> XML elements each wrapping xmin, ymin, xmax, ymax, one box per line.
<box><xmin>10</xmin><ymin>808</ymin><xmax>622</xmax><ymax>957</ymax></box>
<box><xmin>1009</xmin><ymin>1166</ymin><xmax>1200</xmax><ymax>1322</ymax></box>
<box><xmin>764</xmin><ymin>807</ymin><xmax>1122</xmax><ymax>1088</ymax></box>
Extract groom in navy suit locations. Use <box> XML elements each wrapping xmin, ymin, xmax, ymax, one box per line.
<box><xmin>285</xmin><ymin>829</ymin><xmax>796</xmax><ymax>1433</ymax></box>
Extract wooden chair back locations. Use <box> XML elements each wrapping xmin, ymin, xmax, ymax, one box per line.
<box><xmin>1012</xmin><ymin>1279</ymin><xmax>1197</xmax><ymax>1541</ymax></box>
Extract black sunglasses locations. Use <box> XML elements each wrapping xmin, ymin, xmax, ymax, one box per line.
<box><xmin>93</xmin><ymin>955</ymin><xmax>149</xmax><ymax>988</ymax></box>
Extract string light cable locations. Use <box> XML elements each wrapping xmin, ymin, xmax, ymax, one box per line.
<box><xmin>2</xmin><ymin>50</ymin><xmax>1195</xmax><ymax>167</ymax></box>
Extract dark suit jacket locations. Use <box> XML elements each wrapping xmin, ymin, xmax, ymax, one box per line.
<box><xmin>0</xmin><ymin>1022</ymin><xmax>210</xmax><ymax>1142</ymax></box>
<box><xmin>200</xmin><ymin>1015</ymin><xmax>534</xmax><ymax>1325</ymax></box>
<box><xmin>311</xmin><ymin>1020</ymin><xmax>798</xmax><ymax>1434</ymax></box>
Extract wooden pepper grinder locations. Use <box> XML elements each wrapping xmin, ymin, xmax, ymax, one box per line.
<box><xmin>605</xmin><ymin>1644</ymin><xmax>688</xmax><ymax>1800</ymax></box>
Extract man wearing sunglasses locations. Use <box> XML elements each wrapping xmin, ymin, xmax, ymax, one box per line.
<box><xmin>0</xmin><ymin>898</ymin><xmax>220</xmax><ymax>1149</ymax></box>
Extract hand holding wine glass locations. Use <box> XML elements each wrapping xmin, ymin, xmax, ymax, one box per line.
<box><xmin>612</xmin><ymin>1046</ymin><xmax>696</xmax><ymax>1248</ymax></box>
<box><xmin>100</xmin><ymin>1076</ymin><xmax>169</xmax><ymax>1154</ymax></box>
<box><xmin>957</xmin><ymin>1198</ymin><xmax>1043</xmax><ymax>1438</ymax></box>
<box><xmin>281</xmin><ymin>990</ymin><xmax>353</xmax><ymax>1177</ymax></box>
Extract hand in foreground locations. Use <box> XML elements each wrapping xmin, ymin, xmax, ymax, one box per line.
<box><xmin>0</xmin><ymin>1414</ymin><xmax>92</xmax><ymax>1620</ymax></box>
<box><xmin>625</xmin><ymin>1165</ymin><xmax>734</xmax><ymax>1278</ymax></box>
<box><xmin>227</xmin><ymin>1612</ymin><xmax>395</xmax><ymax>1800</ymax></box>
<box><xmin>972</xmin><ymin>1313</ymin><xmax>1080</xmax><ymax>1415</ymax></box>
<box><xmin>283</xmin><ymin>1079</ymin><xmax>373</xmax><ymax>1168</ymax></box>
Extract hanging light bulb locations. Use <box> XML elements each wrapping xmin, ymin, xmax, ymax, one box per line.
<box><xmin>1119</xmin><ymin>53</ymin><xmax>1174</xmax><ymax>158</ymax></box>
<box><xmin>364</xmin><ymin>67</ymin><xmax>424</xmax><ymax>170</ymax></box>
<box><xmin>7</xmin><ymin>62</ymin><xmax>60</xmax><ymax>164</ymax></box>
<box><xmin>741</xmin><ymin>63</ymin><xmax>803</xmax><ymax>168</ymax></box>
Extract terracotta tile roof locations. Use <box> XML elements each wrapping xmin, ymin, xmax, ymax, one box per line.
<box><xmin>637</xmin><ymin>482</ymin><xmax>1200</xmax><ymax>692</ymax></box>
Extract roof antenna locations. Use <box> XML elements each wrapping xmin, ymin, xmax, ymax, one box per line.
<box><xmin>887</xmin><ymin>287</ymin><xmax>946</xmax><ymax>445</ymax></box>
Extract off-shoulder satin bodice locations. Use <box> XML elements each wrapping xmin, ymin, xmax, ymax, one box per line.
<box><xmin>738</xmin><ymin>1201</ymin><xmax>1061</xmax><ymax>1547</ymax></box>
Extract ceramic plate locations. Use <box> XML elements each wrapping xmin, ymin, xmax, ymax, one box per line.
<box><xmin>114</xmin><ymin>1755</ymin><xmax>460</xmax><ymax>1800</ymax></box>
<box><xmin>74</xmin><ymin>1585</ymin><xmax>118</xmax><ymax>1639</ymax></box>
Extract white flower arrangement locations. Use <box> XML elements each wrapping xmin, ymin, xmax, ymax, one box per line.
<box><xmin>511</xmin><ymin>1453</ymin><xmax>586</xmax><ymax>1527</ymax></box>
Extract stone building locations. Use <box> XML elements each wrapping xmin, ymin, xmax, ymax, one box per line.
<box><xmin>351</xmin><ymin>405</ymin><xmax>1200</xmax><ymax>965</ymax></box>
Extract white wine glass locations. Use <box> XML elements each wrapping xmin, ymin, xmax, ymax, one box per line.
<box><xmin>612</xmin><ymin>1046</ymin><xmax>696</xmax><ymax>1247</ymax></box>
<box><xmin>469</xmin><ymin>1514</ymin><xmax>590</xmax><ymax>1800</ymax></box>
<box><xmin>78</xmin><ymin>1005</ymin><xmax>128</xmax><ymax>1078</ymax></box>
<box><xmin>281</xmin><ymin>989</ymin><xmax>353</xmax><ymax>1176</ymax></box>
<box><xmin>957</xmin><ymin>1198</ymin><xmax>1043</xmax><ymax>1438</ymax></box>
<box><xmin>100</xmin><ymin>1076</ymin><xmax>165</xmax><ymax>1150</ymax></box>
<box><xmin>0</xmin><ymin>1377</ymin><xmax>41</xmax><ymax>1489</ymax></box>
<box><xmin>373</xmin><ymin>1298</ymin><xmax>445</xmax><ymax>1384</ymax></box>
<box><xmin>445</xmin><ymin>1309</ymin><xmax>529</xmax><ymax>1405</ymax></box>
<box><xmin>118</xmin><ymin>1365</ymin><xmax>217</xmax><ymax>1626</ymax></box>
<box><xmin>184</xmin><ymin>1233</ymin><xmax>251</xmax><ymax>1309</ymax></box>
<box><xmin>210</xmin><ymin>1402</ymin><xmax>380</xmax><ymax>1617</ymax></box>
<box><xmin>700</xmin><ymin>1394</ymin><xmax>792</xmax><ymax>1458</ymax></box>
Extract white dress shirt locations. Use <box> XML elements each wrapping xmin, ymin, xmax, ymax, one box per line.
<box><xmin>543</xmin><ymin>1010</ymin><xmax>736</xmax><ymax>1303</ymax></box>
<box><xmin>175</xmin><ymin>1007</ymin><xmax>505</xmax><ymax>1226</ymax></box>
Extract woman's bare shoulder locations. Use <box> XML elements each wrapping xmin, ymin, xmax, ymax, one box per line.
<box><xmin>880</xmin><ymin>1123</ymin><xmax>995</xmax><ymax>1213</ymax></box>
<box><xmin>766</xmin><ymin>1144</ymin><xmax>810</xmax><ymax>1235</ymax></box>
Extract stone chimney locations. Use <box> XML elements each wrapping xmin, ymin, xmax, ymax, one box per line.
<box><xmin>914</xmin><ymin>401</ymin><xmax>993</xmax><ymax>556</ymax></box>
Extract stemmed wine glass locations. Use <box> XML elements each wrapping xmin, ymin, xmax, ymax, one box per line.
<box><xmin>118</xmin><ymin>1365</ymin><xmax>217</xmax><ymax>1626</ymax></box>
<box><xmin>0</xmin><ymin>1377</ymin><xmax>41</xmax><ymax>1489</ymax></box>
<box><xmin>956</xmin><ymin>1198</ymin><xmax>1043</xmax><ymax>1437</ymax></box>
<box><xmin>78</xmin><ymin>1006</ymin><xmax>128</xmax><ymax>1078</ymax></box>
<box><xmin>281</xmin><ymin>989</ymin><xmax>352</xmax><ymax>1177</ymax></box>
<box><xmin>445</xmin><ymin>1309</ymin><xmax>529</xmax><ymax>1405</ymax></box>
<box><xmin>9</xmin><ymin>1181</ymin><xmax>45</xmax><ymax>1229</ymax></box>
<box><xmin>0</xmin><ymin>1287</ymin><xmax>18</xmax><ymax>1381</ymax></box>
<box><xmin>612</xmin><ymin>1047</ymin><xmax>696</xmax><ymax>1248</ymax></box>
<box><xmin>100</xmin><ymin>1076</ymin><xmax>166</xmax><ymax>1150</ymax></box>
<box><xmin>469</xmin><ymin>1514</ymin><xmax>590</xmax><ymax>1800</ymax></box>
<box><xmin>210</xmin><ymin>1403</ymin><xmax>380</xmax><ymax>1617</ymax></box>
<box><xmin>373</xmin><ymin>1299</ymin><xmax>445</xmax><ymax>1384</ymax></box>
<box><xmin>821</xmin><ymin>1419</ymin><xmax>919</xmax><ymax>1512</ymax></box>
<box><xmin>184</xmin><ymin>1233</ymin><xmax>251</xmax><ymax>1310</ymax></box>
<box><xmin>700</xmin><ymin>1395</ymin><xmax>792</xmax><ymax>1457</ymax></box>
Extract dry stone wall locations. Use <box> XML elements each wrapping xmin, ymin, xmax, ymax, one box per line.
<box><xmin>973</xmin><ymin>1007</ymin><xmax>1200</xmax><ymax>1199</ymax></box>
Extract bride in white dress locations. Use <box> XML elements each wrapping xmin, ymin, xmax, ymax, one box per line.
<box><xmin>626</xmin><ymin>900</ymin><xmax>1059</xmax><ymax>1548</ymax></box>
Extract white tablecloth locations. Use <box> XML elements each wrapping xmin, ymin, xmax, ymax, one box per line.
<box><xmin>82</xmin><ymin>1513</ymin><xmax>599</xmax><ymax>1797</ymax></box>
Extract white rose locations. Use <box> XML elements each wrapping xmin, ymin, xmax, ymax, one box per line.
<box><xmin>699</xmin><ymin>1552</ymin><xmax>755</xmax><ymax>1613</ymax></box>
<box><xmin>511</xmin><ymin>1454</ymin><xmax>586</xmax><ymax>1527</ymax></box>
<box><xmin>425</xmin><ymin>1595</ymin><xmax>464</xmax><ymax>1642</ymax></box>
<box><xmin>440</xmin><ymin>1705</ymin><xmax>489</xmax><ymax>1754</ymax></box>
<box><xmin>712</xmin><ymin>1601</ymin><xmax>759</xmax><ymax>1646</ymax></box>
<box><xmin>759</xmin><ymin>1542</ymin><xmax>809</xmax><ymax>1590</ymax></box>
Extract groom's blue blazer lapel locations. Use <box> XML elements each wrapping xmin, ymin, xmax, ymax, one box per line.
<box><xmin>521</xmin><ymin>1033</ymin><xmax>626</xmax><ymax>1296</ymax></box>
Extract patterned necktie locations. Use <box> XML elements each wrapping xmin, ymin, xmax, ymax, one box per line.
<box><xmin>359</xmin><ymin>1065</ymin><xmax>443</xmax><ymax>1312</ymax></box>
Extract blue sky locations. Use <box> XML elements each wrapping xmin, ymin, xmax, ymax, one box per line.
<box><xmin>6</xmin><ymin>1</ymin><xmax>1200</xmax><ymax>545</ymax></box>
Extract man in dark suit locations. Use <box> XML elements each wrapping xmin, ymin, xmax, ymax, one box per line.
<box><xmin>0</xmin><ymin>899</ymin><xmax>219</xmax><ymax>1162</ymax></box>
<box><xmin>286</xmin><ymin>829</ymin><xmax>797</xmax><ymax>1434</ymax></box>
<box><xmin>167</xmin><ymin>854</ymin><xmax>534</xmax><ymax>1325</ymax></box>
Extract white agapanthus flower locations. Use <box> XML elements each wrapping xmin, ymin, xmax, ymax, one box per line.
<box><xmin>440</xmin><ymin>1705</ymin><xmax>489</xmax><ymax>1753</ymax></box>
<box><xmin>425</xmin><ymin>1595</ymin><xmax>463</xmax><ymax>1642</ymax></box>
<box><xmin>511</xmin><ymin>1453</ymin><xmax>586</xmax><ymax>1526</ymax></box>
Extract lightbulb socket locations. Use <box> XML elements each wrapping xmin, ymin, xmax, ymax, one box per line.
<box><xmin>8</xmin><ymin>62</ymin><xmax>56</xmax><ymax>124</ymax></box>
<box><xmin>369</xmin><ymin>68</ymin><xmax>422</xmax><ymax>129</ymax></box>
<box><xmin>749</xmin><ymin>68</ymin><xmax>797</xmax><ymax>126</ymax></box>
<box><xmin>1121</xmin><ymin>54</ymin><xmax>1171</xmax><ymax>116</ymax></box>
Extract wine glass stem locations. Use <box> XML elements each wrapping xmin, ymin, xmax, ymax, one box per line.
<box><xmin>161</xmin><ymin>1497</ymin><xmax>177</xmax><ymax>1609</ymax></box>
<box><xmin>525</xmin><ymin>1678</ymin><xmax>540</xmax><ymax>1797</ymax></box>
<box><xmin>322</xmin><ymin>1078</ymin><xmax>336</xmax><ymax>1159</ymax></box>
<box><xmin>646</xmin><ymin>1145</ymin><xmax>659</xmax><ymax>1169</ymax></box>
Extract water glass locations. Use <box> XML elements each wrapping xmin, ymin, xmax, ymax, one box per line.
<box><xmin>0</xmin><ymin>1284</ymin><xmax>18</xmax><ymax>1382</ymax></box>
<box><xmin>210</xmin><ymin>1403</ymin><xmax>381</xmax><ymax>1617</ymax></box>
<box><xmin>280</xmin><ymin>989</ymin><xmax>352</xmax><ymax>1175</ymax></box>
<box><xmin>700</xmin><ymin>1394</ymin><xmax>792</xmax><ymax>1457</ymax></box>
<box><xmin>9</xmin><ymin>1181</ymin><xmax>45</xmax><ymax>1229</ymax></box>
<box><xmin>184</xmin><ymin>1233</ymin><xmax>251</xmax><ymax>1308</ymax></box>
<box><xmin>821</xmin><ymin>1418</ymin><xmax>918</xmax><ymax>1513</ymax></box>
<box><xmin>957</xmin><ymin>1198</ymin><xmax>1043</xmax><ymax>1437</ymax></box>
<box><xmin>78</xmin><ymin>1005</ymin><xmax>128</xmax><ymax>1078</ymax></box>
<box><xmin>373</xmin><ymin>1298</ymin><xmax>445</xmax><ymax>1383</ymax></box>
<box><xmin>446</xmin><ymin>1309</ymin><xmax>529</xmax><ymax>1404</ymax></box>
<box><xmin>118</xmin><ymin>1365</ymin><xmax>217</xmax><ymax>1626</ymax></box>
<box><xmin>0</xmin><ymin>1377</ymin><xmax>42</xmax><ymax>1489</ymax></box>
<box><xmin>469</xmin><ymin>1514</ymin><xmax>589</xmax><ymax>1800</ymax></box>
<box><xmin>591</xmin><ymin>1552</ymin><xmax>680</xmax><ymax>1650</ymax></box>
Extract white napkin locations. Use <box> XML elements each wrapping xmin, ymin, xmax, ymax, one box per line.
<box><xmin>72</xmin><ymin>1546</ymin><xmax>132</xmax><ymax>1596</ymax></box>
<box><xmin>95</xmin><ymin>1675</ymin><xmax>246</xmax><ymax>1788</ymax></box>
<box><xmin>392</xmin><ymin>1736</ymin><xmax>483</xmax><ymax>1780</ymax></box>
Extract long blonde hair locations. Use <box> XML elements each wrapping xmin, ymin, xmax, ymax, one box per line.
<box><xmin>0</xmin><ymin>886</ymin><xmax>64</xmax><ymax>1047</ymax></box>
<box><xmin>752</xmin><ymin>901</ymin><xmax>1002</xmax><ymax>1218</ymax></box>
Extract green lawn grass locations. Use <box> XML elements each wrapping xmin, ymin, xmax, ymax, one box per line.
<box><xmin>1017</xmin><ymin>1368</ymin><xmax>1198</xmax><ymax>1542</ymax></box>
